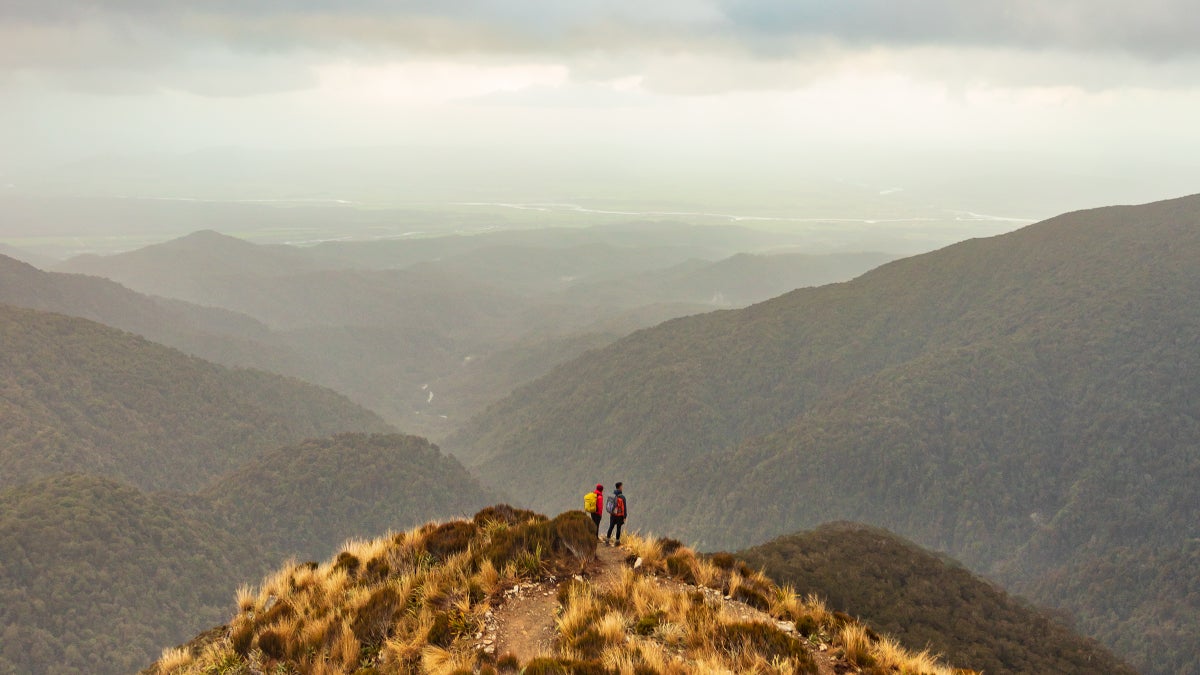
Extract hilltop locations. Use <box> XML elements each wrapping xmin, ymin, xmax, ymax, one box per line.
<box><xmin>447</xmin><ymin>193</ymin><xmax>1200</xmax><ymax>672</ymax></box>
<box><xmin>146</xmin><ymin>507</ymin><xmax>974</xmax><ymax>675</ymax></box>
<box><xmin>737</xmin><ymin>523</ymin><xmax>1137</xmax><ymax>675</ymax></box>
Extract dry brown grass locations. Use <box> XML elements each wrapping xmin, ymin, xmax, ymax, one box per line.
<box><xmin>148</xmin><ymin>509</ymin><xmax>968</xmax><ymax>675</ymax></box>
<box><xmin>154</xmin><ymin>646</ymin><xmax>192</xmax><ymax>673</ymax></box>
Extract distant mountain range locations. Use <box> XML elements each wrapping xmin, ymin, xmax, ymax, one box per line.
<box><xmin>448</xmin><ymin>193</ymin><xmax>1200</xmax><ymax>673</ymax></box>
<box><xmin>49</xmin><ymin>228</ymin><xmax>890</xmax><ymax>438</ymax></box>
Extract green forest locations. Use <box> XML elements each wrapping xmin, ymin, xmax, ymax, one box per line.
<box><xmin>736</xmin><ymin>523</ymin><xmax>1137</xmax><ymax>675</ymax></box>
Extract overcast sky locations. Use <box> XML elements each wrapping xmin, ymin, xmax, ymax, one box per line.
<box><xmin>3</xmin><ymin>1</ymin><xmax>1200</xmax><ymax>214</ymax></box>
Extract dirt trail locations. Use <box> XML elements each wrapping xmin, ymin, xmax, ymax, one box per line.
<box><xmin>486</xmin><ymin>542</ymin><xmax>838</xmax><ymax>674</ymax></box>
<box><xmin>490</xmin><ymin>580</ymin><xmax>561</xmax><ymax>661</ymax></box>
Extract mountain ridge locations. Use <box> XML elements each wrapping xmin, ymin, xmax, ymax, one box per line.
<box><xmin>446</xmin><ymin>192</ymin><xmax>1200</xmax><ymax>673</ymax></box>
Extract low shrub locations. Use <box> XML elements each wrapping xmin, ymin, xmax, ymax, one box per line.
<box><xmin>255</xmin><ymin>628</ymin><xmax>287</xmax><ymax>660</ymax></box>
<box><xmin>333</xmin><ymin>551</ymin><xmax>361</xmax><ymax>578</ymax></box>
<box><xmin>496</xmin><ymin>652</ymin><xmax>521</xmax><ymax>672</ymax></box>
<box><xmin>425</xmin><ymin>520</ymin><xmax>478</xmax><ymax>560</ymax></box>
<box><xmin>665</xmin><ymin>553</ymin><xmax>697</xmax><ymax>585</ymax></box>
<box><xmin>657</xmin><ymin>537</ymin><xmax>685</xmax><ymax>556</ymax></box>
<box><xmin>708</xmin><ymin>552</ymin><xmax>735</xmax><ymax>570</ymax></box>
<box><xmin>714</xmin><ymin>621</ymin><xmax>813</xmax><ymax>668</ymax></box>
<box><xmin>473</xmin><ymin>504</ymin><xmax>545</xmax><ymax>527</ymax></box>
<box><xmin>350</xmin><ymin>586</ymin><xmax>402</xmax><ymax>647</ymax></box>
<box><xmin>427</xmin><ymin>612</ymin><xmax>454</xmax><ymax>648</ymax></box>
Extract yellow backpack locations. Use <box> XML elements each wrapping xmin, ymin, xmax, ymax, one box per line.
<box><xmin>583</xmin><ymin>491</ymin><xmax>598</xmax><ymax>513</ymax></box>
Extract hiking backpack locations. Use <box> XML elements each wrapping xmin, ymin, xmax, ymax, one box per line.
<box><xmin>605</xmin><ymin>494</ymin><xmax>617</xmax><ymax>515</ymax></box>
<box><xmin>584</xmin><ymin>491</ymin><xmax>598</xmax><ymax>514</ymax></box>
<box><xmin>612</xmin><ymin>495</ymin><xmax>626</xmax><ymax>518</ymax></box>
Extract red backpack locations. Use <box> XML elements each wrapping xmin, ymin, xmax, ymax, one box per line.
<box><xmin>611</xmin><ymin>495</ymin><xmax>626</xmax><ymax>518</ymax></box>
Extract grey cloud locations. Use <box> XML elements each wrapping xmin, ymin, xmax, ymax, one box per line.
<box><xmin>3</xmin><ymin>0</ymin><xmax>1200</xmax><ymax>97</ymax></box>
<box><xmin>718</xmin><ymin>0</ymin><xmax>1200</xmax><ymax>59</ymax></box>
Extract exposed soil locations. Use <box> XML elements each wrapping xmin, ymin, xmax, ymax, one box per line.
<box><xmin>484</xmin><ymin>540</ymin><xmax>841</xmax><ymax>674</ymax></box>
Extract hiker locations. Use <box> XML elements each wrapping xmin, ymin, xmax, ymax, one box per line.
<box><xmin>584</xmin><ymin>483</ymin><xmax>604</xmax><ymax>536</ymax></box>
<box><xmin>605</xmin><ymin>482</ymin><xmax>627</xmax><ymax>546</ymax></box>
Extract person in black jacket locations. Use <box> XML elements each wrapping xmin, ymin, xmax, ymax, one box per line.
<box><xmin>605</xmin><ymin>482</ymin><xmax>627</xmax><ymax>546</ymax></box>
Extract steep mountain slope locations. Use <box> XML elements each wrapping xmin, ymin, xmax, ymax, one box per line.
<box><xmin>0</xmin><ymin>304</ymin><xmax>391</xmax><ymax>491</ymax></box>
<box><xmin>447</xmin><ymin>193</ymin><xmax>1200</xmax><ymax>673</ymax></box>
<box><xmin>0</xmin><ymin>253</ymin><xmax>310</xmax><ymax>375</ymax></box>
<box><xmin>737</xmin><ymin>523</ymin><xmax>1137</xmax><ymax>675</ymax></box>
<box><xmin>202</xmin><ymin>433</ymin><xmax>496</xmax><ymax>562</ymax></box>
<box><xmin>0</xmin><ymin>475</ymin><xmax>259</xmax><ymax>675</ymax></box>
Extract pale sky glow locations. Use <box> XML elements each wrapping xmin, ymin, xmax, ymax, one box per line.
<box><xmin>2</xmin><ymin>1</ymin><xmax>1199</xmax><ymax>218</ymax></box>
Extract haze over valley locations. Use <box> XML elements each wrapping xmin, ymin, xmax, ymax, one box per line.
<box><xmin>3</xmin><ymin>2</ymin><xmax>1200</xmax><ymax>674</ymax></box>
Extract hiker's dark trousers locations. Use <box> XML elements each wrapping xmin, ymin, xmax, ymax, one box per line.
<box><xmin>606</xmin><ymin>516</ymin><xmax>626</xmax><ymax>542</ymax></box>
<box><xmin>590</xmin><ymin>512</ymin><xmax>602</xmax><ymax>535</ymax></box>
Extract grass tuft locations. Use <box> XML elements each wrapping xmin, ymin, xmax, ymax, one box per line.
<box><xmin>155</xmin><ymin>646</ymin><xmax>192</xmax><ymax>673</ymax></box>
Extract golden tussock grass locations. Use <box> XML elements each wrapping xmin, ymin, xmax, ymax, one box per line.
<box><xmin>149</xmin><ymin>508</ymin><xmax>968</xmax><ymax>675</ymax></box>
<box><xmin>155</xmin><ymin>646</ymin><xmax>192</xmax><ymax>673</ymax></box>
<box><xmin>837</xmin><ymin>622</ymin><xmax>875</xmax><ymax>667</ymax></box>
<box><xmin>872</xmin><ymin>634</ymin><xmax>958</xmax><ymax>675</ymax></box>
<box><xmin>623</xmin><ymin>533</ymin><xmax>665</xmax><ymax>568</ymax></box>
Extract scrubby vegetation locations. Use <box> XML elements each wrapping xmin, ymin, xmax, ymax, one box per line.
<box><xmin>148</xmin><ymin>510</ymin><xmax>971</xmax><ymax>675</ymax></box>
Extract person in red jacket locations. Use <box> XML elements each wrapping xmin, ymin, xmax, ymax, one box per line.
<box><xmin>586</xmin><ymin>483</ymin><xmax>604</xmax><ymax>537</ymax></box>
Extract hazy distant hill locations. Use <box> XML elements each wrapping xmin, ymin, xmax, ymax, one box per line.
<box><xmin>301</xmin><ymin>219</ymin><xmax>810</xmax><ymax>270</ymax></box>
<box><xmin>202</xmin><ymin>433</ymin><xmax>495</xmax><ymax>562</ymax></box>
<box><xmin>403</xmin><ymin>242</ymin><xmax>720</xmax><ymax>296</ymax></box>
<box><xmin>0</xmin><ymin>475</ymin><xmax>258</xmax><ymax>675</ymax></box>
<box><xmin>0</xmin><ymin>243</ymin><xmax>54</xmax><ymax>269</ymax></box>
<box><xmin>738</xmin><ymin>523</ymin><xmax>1137</xmax><ymax>675</ymax></box>
<box><xmin>0</xmin><ymin>253</ymin><xmax>315</xmax><ymax>375</ymax></box>
<box><xmin>58</xmin><ymin>229</ymin><xmax>321</xmax><ymax>299</ymax></box>
<box><xmin>448</xmin><ymin>194</ymin><xmax>1200</xmax><ymax>673</ymax></box>
<box><xmin>0</xmin><ymin>304</ymin><xmax>391</xmax><ymax>491</ymax></box>
<box><xmin>561</xmin><ymin>251</ymin><xmax>898</xmax><ymax>308</ymax></box>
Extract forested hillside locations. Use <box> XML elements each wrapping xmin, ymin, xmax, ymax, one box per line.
<box><xmin>737</xmin><ymin>523</ymin><xmax>1137</xmax><ymax>675</ymax></box>
<box><xmin>0</xmin><ymin>475</ymin><xmax>258</xmax><ymax>675</ymax></box>
<box><xmin>0</xmin><ymin>435</ymin><xmax>493</xmax><ymax>675</ymax></box>
<box><xmin>0</xmin><ymin>253</ymin><xmax>309</xmax><ymax>375</ymax></box>
<box><xmin>448</xmin><ymin>193</ymin><xmax>1200</xmax><ymax>673</ymax></box>
<box><xmin>203</xmin><ymin>433</ymin><xmax>494</xmax><ymax>561</ymax></box>
<box><xmin>0</xmin><ymin>303</ymin><xmax>391</xmax><ymax>491</ymax></box>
